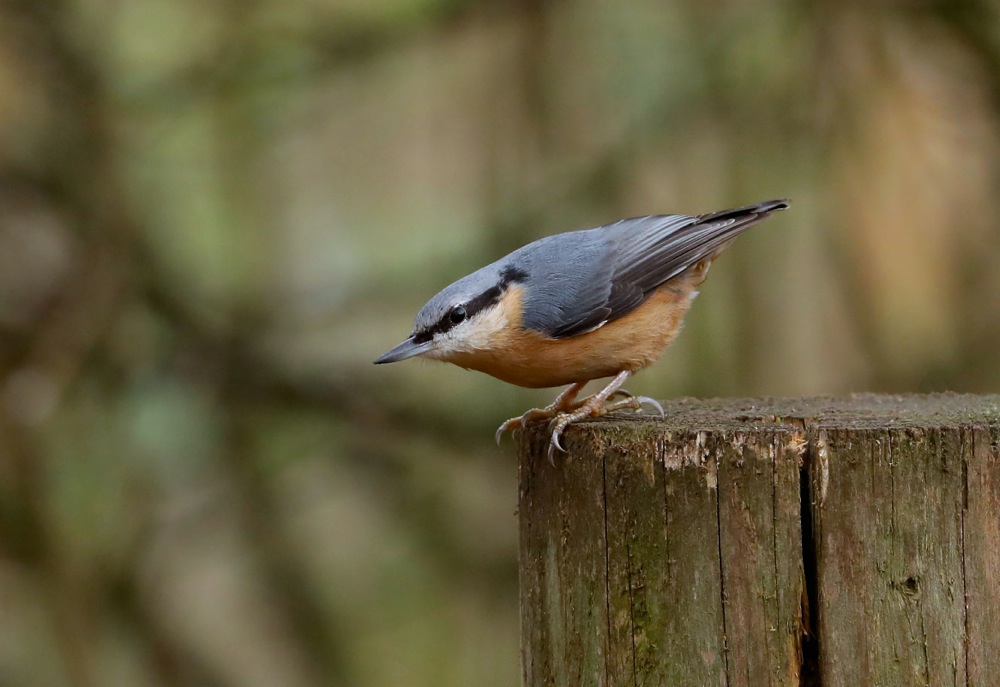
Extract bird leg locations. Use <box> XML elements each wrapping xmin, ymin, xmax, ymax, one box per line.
<box><xmin>543</xmin><ymin>371</ymin><xmax>632</xmax><ymax>462</ymax></box>
<box><xmin>495</xmin><ymin>381</ymin><xmax>588</xmax><ymax>445</ymax></box>
<box><xmin>544</xmin><ymin>372</ymin><xmax>665</xmax><ymax>463</ymax></box>
<box><xmin>496</xmin><ymin>372</ymin><xmax>666</xmax><ymax>462</ymax></box>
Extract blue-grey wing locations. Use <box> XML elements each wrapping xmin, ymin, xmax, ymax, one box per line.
<box><xmin>512</xmin><ymin>229</ymin><xmax>619</xmax><ymax>338</ymax></box>
<box><xmin>516</xmin><ymin>200</ymin><xmax>787</xmax><ymax>339</ymax></box>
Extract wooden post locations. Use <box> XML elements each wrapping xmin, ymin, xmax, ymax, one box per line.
<box><xmin>517</xmin><ymin>394</ymin><xmax>1000</xmax><ymax>687</ymax></box>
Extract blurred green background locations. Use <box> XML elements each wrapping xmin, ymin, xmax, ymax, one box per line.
<box><xmin>2</xmin><ymin>1</ymin><xmax>1000</xmax><ymax>685</ymax></box>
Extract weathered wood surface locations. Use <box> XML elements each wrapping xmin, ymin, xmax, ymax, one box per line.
<box><xmin>517</xmin><ymin>394</ymin><xmax>1000</xmax><ymax>687</ymax></box>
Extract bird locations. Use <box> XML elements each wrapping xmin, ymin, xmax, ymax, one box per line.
<box><xmin>375</xmin><ymin>199</ymin><xmax>789</xmax><ymax>461</ymax></box>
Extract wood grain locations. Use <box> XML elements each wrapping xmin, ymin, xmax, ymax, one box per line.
<box><xmin>517</xmin><ymin>394</ymin><xmax>1000</xmax><ymax>686</ymax></box>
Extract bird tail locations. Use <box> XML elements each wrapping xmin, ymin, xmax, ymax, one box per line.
<box><xmin>696</xmin><ymin>199</ymin><xmax>790</xmax><ymax>224</ymax></box>
<box><xmin>674</xmin><ymin>199</ymin><xmax>790</xmax><ymax>285</ymax></box>
<box><xmin>690</xmin><ymin>198</ymin><xmax>789</xmax><ymax>258</ymax></box>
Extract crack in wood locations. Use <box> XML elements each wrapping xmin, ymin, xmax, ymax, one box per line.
<box><xmin>518</xmin><ymin>394</ymin><xmax>1000</xmax><ymax>687</ymax></box>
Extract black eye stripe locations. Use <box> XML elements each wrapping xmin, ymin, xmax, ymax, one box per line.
<box><xmin>413</xmin><ymin>264</ymin><xmax>527</xmax><ymax>341</ymax></box>
<box><xmin>462</xmin><ymin>286</ymin><xmax>501</xmax><ymax>320</ymax></box>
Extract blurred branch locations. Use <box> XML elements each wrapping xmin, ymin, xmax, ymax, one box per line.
<box><xmin>123</xmin><ymin>0</ymin><xmax>563</xmax><ymax>114</ymax></box>
<box><xmin>105</xmin><ymin>548</ymin><xmax>238</xmax><ymax>687</ymax></box>
<box><xmin>925</xmin><ymin>0</ymin><xmax>1000</xmax><ymax>106</ymax></box>
<box><xmin>215</xmin><ymin>395</ymin><xmax>357</xmax><ymax>686</ymax></box>
<box><xmin>0</xmin><ymin>5</ymin><xmax>515</xmax><ymax>682</ymax></box>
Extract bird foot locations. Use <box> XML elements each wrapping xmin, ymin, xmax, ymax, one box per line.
<box><xmin>496</xmin><ymin>371</ymin><xmax>662</xmax><ymax>464</ymax></box>
<box><xmin>495</xmin><ymin>399</ymin><xmax>583</xmax><ymax>445</ymax></box>
<box><xmin>545</xmin><ymin>392</ymin><xmax>663</xmax><ymax>464</ymax></box>
<box><xmin>495</xmin><ymin>382</ymin><xmax>588</xmax><ymax>445</ymax></box>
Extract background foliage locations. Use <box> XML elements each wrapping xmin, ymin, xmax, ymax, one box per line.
<box><xmin>2</xmin><ymin>1</ymin><xmax>999</xmax><ymax>685</ymax></box>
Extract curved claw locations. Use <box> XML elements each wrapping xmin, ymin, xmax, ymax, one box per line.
<box><xmin>545</xmin><ymin>417</ymin><xmax>570</xmax><ymax>465</ymax></box>
<box><xmin>495</xmin><ymin>418</ymin><xmax>520</xmax><ymax>446</ymax></box>
<box><xmin>546</xmin><ymin>428</ymin><xmax>566</xmax><ymax>465</ymax></box>
<box><xmin>550</xmin><ymin>426</ymin><xmax>567</xmax><ymax>454</ymax></box>
<box><xmin>635</xmin><ymin>396</ymin><xmax>665</xmax><ymax>417</ymax></box>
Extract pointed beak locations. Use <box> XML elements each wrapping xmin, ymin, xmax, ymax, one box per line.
<box><xmin>373</xmin><ymin>336</ymin><xmax>433</xmax><ymax>364</ymax></box>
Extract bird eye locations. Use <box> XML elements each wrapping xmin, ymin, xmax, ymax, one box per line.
<box><xmin>449</xmin><ymin>306</ymin><xmax>467</xmax><ymax>324</ymax></box>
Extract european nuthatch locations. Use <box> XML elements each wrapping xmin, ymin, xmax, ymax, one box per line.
<box><xmin>375</xmin><ymin>199</ymin><xmax>788</xmax><ymax>459</ymax></box>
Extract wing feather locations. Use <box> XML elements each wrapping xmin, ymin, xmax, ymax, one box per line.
<box><xmin>527</xmin><ymin>199</ymin><xmax>787</xmax><ymax>339</ymax></box>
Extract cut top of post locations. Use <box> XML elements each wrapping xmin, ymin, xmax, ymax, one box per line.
<box><xmin>516</xmin><ymin>393</ymin><xmax>1000</xmax><ymax>687</ymax></box>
